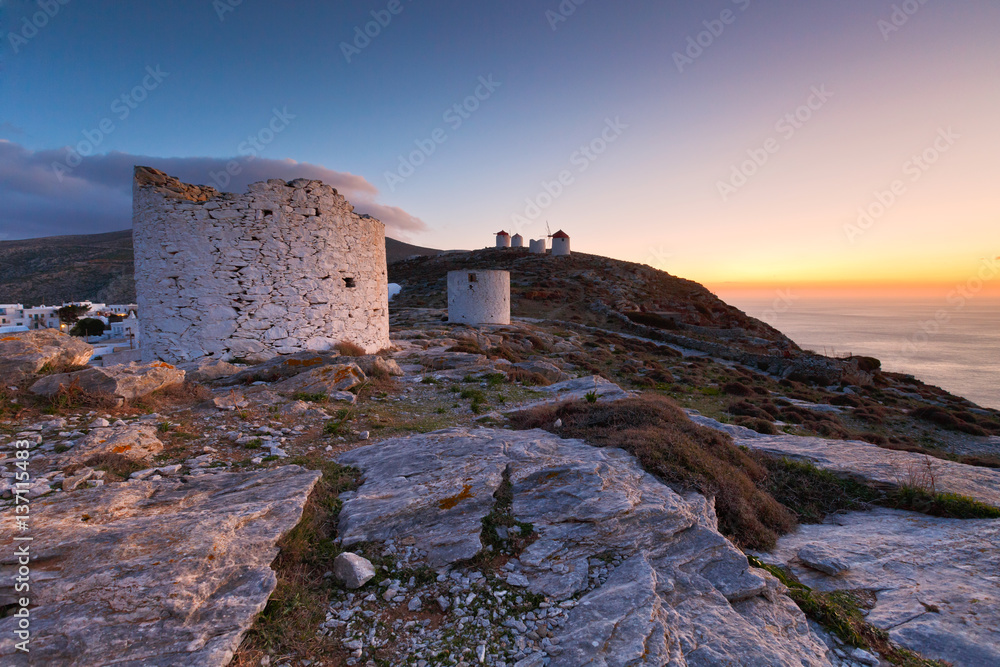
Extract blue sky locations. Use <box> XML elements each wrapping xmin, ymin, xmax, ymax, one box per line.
<box><xmin>1</xmin><ymin>0</ymin><xmax>998</xmax><ymax>289</ymax></box>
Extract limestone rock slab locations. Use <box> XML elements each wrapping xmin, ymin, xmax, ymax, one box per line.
<box><xmin>525</xmin><ymin>375</ymin><xmax>634</xmax><ymax>406</ymax></box>
<box><xmin>181</xmin><ymin>358</ymin><xmax>241</xmax><ymax>383</ymax></box>
<box><xmin>337</xmin><ymin>428</ymin><xmax>831</xmax><ymax>665</ymax></box>
<box><xmin>272</xmin><ymin>363</ymin><xmax>365</xmax><ymax>396</ymax></box>
<box><xmin>63</xmin><ymin>423</ymin><xmax>164</xmax><ymax>465</ymax></box>
<box><xmin>30</xmin><ymin>362</ymin><xmax>186</xmax><ymax>402</ymax></box>
<box><xmin>768</xmin><ymin>509</ymin><xmax>1000</xmax><ymax>666</ymax></box>
<box><xmin>0</xmin><ymin>466</ymin><xmax>321</xmax><ymax>666</ymax></box>
<box><xmin>0</xmin><ymin>329</ymin><xmax>93</xmax><ymax>381</ymax></box>
<box><xmin>216</xmin><ymin>351</ymin><xmax>341</xmax><ymax>386</ymax></box>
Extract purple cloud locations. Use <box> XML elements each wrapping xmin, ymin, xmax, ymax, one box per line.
<box><xmin>0</xmin><ymin>140</ymin><xmax>428</xmax><ymax>239</ymax></box>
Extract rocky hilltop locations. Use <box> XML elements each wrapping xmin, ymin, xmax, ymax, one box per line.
<box><xmin>1</xmin><ymin>249</ymin><xmax>999</xmax><ymax>667</ymax></box>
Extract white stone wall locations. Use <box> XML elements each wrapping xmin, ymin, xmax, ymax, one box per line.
<box><xmin>447</xmin><ymin>270</ymin><xmax>510</xmax><ymax>325</ymax></box>
<box><xmin>529</xmin><ymin>239</ymin><xmax>546</xmax><ymax>254</ymax></box>
<box><xmin>132</xmin><ymin>167</ymin><xmax>389</xmax><ymax>363</ymax></box>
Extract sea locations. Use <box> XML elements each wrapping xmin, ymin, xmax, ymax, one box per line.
<box><xmin>714</xmin><ymin>292</ymin><xmax>1000</xmax><ymax>411</ymax></box>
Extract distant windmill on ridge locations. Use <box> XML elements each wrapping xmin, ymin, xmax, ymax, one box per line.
<box><xmin>545</xmin><ymin>221</ymin><xmax>571</xmax><ymax>256</ymax></box>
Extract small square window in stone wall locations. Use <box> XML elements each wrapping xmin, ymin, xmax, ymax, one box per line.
<box><xmin>344</xmin><ymin>277</ymin><xmax>356</xmax><ymax>288</ymax></box>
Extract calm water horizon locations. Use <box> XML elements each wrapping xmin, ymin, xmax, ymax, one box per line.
<box><xmin>715</xmin><ymin>293</ymin><xmax>1000</xmax><ymax>411</ymax></box>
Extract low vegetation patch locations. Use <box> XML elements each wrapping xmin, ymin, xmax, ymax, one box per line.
<box><xmin>42</xmin><ymin>380</ymin><xmax>119</xmax><ymax>414</ymax></box>
<box><xmin>747</xmin><ymin>556</ymin><xmax>948</xmax><ymax>667</ymax></box>
<box><xmin>129</xmin><ymin>381</ymin><xmax>213</xmax><ymax>414</ymax></box>
<box><xmin>755</xmin><ymin>455</ymin><xmax>881</xmax><ymax>523</ymax></box>
<box><xmin>889</xmin><ymin>486</ymin><xmax>1000</xmax><ymax>519</ymax></box>
<box><xmin>911</xmin><ymin>405</ymin><xmax>997</xmax><ymax>436</ymax></box>
<box><xmin>459</xmin><ymin>464</ymin><xmax>536</xmax><ymax>572</ymax></box>
<box><xmin>759</xmin><ymin>455</ymin><xmax>1000</xmax><ymax>522</ymax></box>
<box><xmin>334</xmin><ymin>341</ymin><xmax>366</xmax><ymax>357</ymax></box>
<box><xmin>460</xmin><ymin>388</ymin><xmax>488</xmax><ymax>414</ymax></box>
<box><xmin>292</xmin><ymin>392</ymin><xmax>328</xmax><ymax>403</ymax></box>
<box><xmin>234</xmin><ymin>457</ymin><xmax>362</xmax><ymax>665</ymax></box>
<box><xmin>623</xmin><ymin>311</ymin><xmax>681</xmax><ymax>330</ymax></box>
<box><xmin>504</xmin><ymin>368</ymin><xmax>551</xmax><ymax>387</ymax></box>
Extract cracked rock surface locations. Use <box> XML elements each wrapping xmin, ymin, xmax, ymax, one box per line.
<box><xmin>0</xmin><ymin>466</ymin><xmax>321</xmax><ymax>666</ymax></box>
<box><xmin>765</xmin><ymin>508</ymin><xmax>1000</xmax><ymax>667</ymax></box>
<box><xmin>338</xmin><ymin>427</ymin><xmax>832</xmax><ymax>665</ymax></box>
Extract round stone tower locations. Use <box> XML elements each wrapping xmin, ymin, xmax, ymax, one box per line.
<box><xmin>495</xmin><ymin>231</ymin><xmax>511</xmax><ymax>248</ymax></box>
<box><xmin>132</xmin><ymin>166</ymin><xmax>390</xmax><ymax>362</ymax></box>
<box><xmin>551</xmin><ymin>230</ymin><xmax>571</xmax><ymax>256</ymax></box>
<box><xmin>511</xmin><ymin>233</ymin><xmax>524</xmax><ymax>248</ymax></box>
<box><xmin>529</xmin><ymin>239</ymin><xmax>547</xmax><ymax>254</ymax></box>
<box><xmin>447</xmin><ymin>270</ymin><xmax>510</xmax><ymax>325</ymax></box>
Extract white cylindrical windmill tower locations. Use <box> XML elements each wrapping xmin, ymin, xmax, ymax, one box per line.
<box><xmin>529</xmin><ymin>239</ymin><xmax>546</xmax><ymax>254</ymax></box>
<box><xmin>495</xmin><ymin>230</ymin><xmax>511</xmax><ymax>248</ymax></box>
<box><xmin>511</xmin><ymin>233</ymin><xmax>524</xmax><ymax>248</ymax></box>
<box><xmin>448</xmin><ymin>270</ymin><xmax>511</xmax><ymax>325</ymax></box>
<box><xmin>551</xmin><ymin>230</ymin><xmax>571</xmax><ymax>256</ymax></box>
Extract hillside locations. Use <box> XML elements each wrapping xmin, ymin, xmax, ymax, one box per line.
<box><xmin>0</xmin><ymin>231</ymin><xmax>441</xmax><ymax>305</ymax></box>
<box><xmin>389</xmin><ymin>247</ymin><xmax>797</xmax><ymax>354</ymax></box>
<box><xmin>0</xmin><ymin>230</ymin><xmax>135</xmax><ymax>305</ymax></box>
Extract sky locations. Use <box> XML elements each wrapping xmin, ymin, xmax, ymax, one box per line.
<box><xmin>1</xmin><ymin>0</ymin><xmax>998</xmax><ymax>294</ymax></box>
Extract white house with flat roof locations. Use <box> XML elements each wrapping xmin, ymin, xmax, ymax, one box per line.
<box><xmin>0</xmin><ymin>305</ymin><xmax>24</xmax><ymax>328</ymax></box>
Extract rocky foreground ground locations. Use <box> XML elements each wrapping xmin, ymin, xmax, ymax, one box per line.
<box><xmin>1</xmin><ymin>310</ymin><xmax>998</xmax><ymax>667</ymax></box>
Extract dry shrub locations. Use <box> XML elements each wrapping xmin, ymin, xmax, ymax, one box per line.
<box><xmin>37</xmin><ymin>362</ymin><xmax>92</xmax><ymax>376</ymax></box>
<box><xmin>84</xmin><ymin>453</ymin><xmax>148</xmax><ymax>481</ymax></box>
<box><xmin>727</xmin><ymin>401</ymin><xmax>772</xmax><ymax>420</ymax></box>
<box><xmin>647</xmin><ymin>369</ymin><xmax>675</xmax><ymax>384</ymax></box>
<box><xmin>509</xmin><ymin>394</ymin><xmax>796</xmax><ymax>549</ymax></box>
<box><xmin>447</xmin><ymin>339</ymin><xmax>485</xmax><ymax>355</ymax></box>
<box><xmin>722</xmin><ymin>382</ymin><xmax>754</xmax><ymax>397</ymax></box>
<box><xmin>47</xmin><ymin>379</ymin><xmax>120</xmax><ymax>412</ymax></box>
<box><xmin>853</xmin><ymin>404</ymin><xmax>887</xmax><ymax>421</ymax></box>
<box><xmin>490</xmin><ymin>344</ymin><xmax>523</xmax><ymax>363</ymax></box>
<box><xmin>334</xmin><ymin>341</ymin><xmax>366</xmax><ymax>357</ymax></box>
<box><xmin>524</xmin><ymin>334</ymin><xmax>551</xmax><ymax>352</ymax></box>
<box><xmin>0</xmin><ymin>384</ymin><xmax>32</xmax><ymax>421</ymax></box>
<box><xmin>356</xmin><ymin>374</ymin><xmax>401</xmax><ymax>399</ymax></box>
<box><xmin>829</xmin><ymin>394</ymin><xmax>861</xmax><ymax>408</ymax></box>
<box><xmin>732</xmin><ymin>416</ymin><xmax>778</xmax><ymax>435</ymax></box>
<box><xmin>522</xmin><ymin>290</ymin><xmax>562</xmax><ymax>301</ymax></box>
<box><xmin>129</xmin><ymin>381</ymin><xmax>213</xmax><ymax>413</ymax></box>
<box><xmin>911</xmin><ymin>406</ymin><xmax>990</xmax><ymax>436</ymax></box>
<box><xmin>504</xmin><ymin>368</ymin><xmax>551</xmax><ymax>387</ymax></box>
